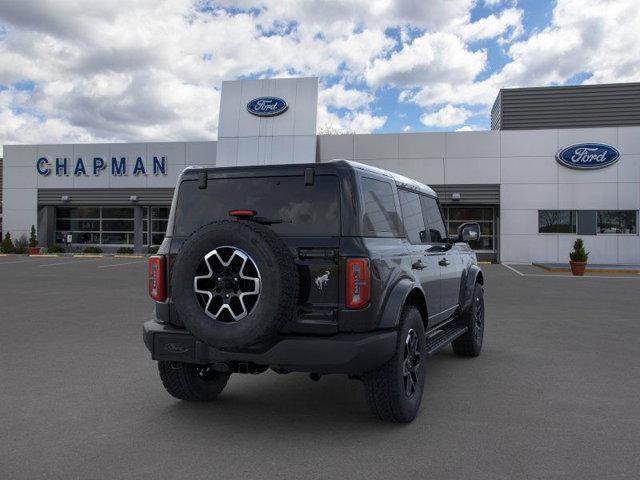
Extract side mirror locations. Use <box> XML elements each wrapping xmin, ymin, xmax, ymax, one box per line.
<box><xmin>458</xmin><ymin>222</ymin><xmax>480</xmax><ymax>243</ymax></box>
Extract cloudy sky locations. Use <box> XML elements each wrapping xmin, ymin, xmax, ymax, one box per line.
<box><xmin>0</xmin><ymin>0</ymin><xmax>638</xmax><ymax>152</ymax></box>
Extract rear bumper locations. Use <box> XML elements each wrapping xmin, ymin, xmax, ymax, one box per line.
<box><xmin>143</xmin><ymin>320</ymin><xmax>397</xmax><ymax>375</ymax></box>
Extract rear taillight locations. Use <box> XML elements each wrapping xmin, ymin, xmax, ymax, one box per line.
<box><xmin>148</xmin><ymin>255</ymin><xmax>166</xmax><ymax>302</ymax></box>
<box><xmin>346</xmin><ymin>258</ymin><xmax>370</xmax><ymax>309</ymax></box>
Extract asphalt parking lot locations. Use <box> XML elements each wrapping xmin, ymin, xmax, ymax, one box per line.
<box><xmin>1</xmin><ymin>256</ymin><xmax>639</xmax><ymax>479</ymax></box>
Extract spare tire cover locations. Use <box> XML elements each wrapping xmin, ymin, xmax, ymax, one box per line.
<box><xmin>171</xmin><ymin>220</ymin><xmax>299</xmax><ymax>349</ymax></box>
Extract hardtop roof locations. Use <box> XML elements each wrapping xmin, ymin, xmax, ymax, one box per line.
<box><xmin>181</xmin><ymin>159</ymin><xmax>437</xmax><ymax>197</ymax></box>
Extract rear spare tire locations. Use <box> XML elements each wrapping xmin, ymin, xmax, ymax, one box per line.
<box><xmin>171</xmin><ymin>220</ymin><xmax>299</xmax><ymax>349</ymax></box>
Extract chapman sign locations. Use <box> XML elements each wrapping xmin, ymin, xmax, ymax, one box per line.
<box><xmin>246</xmin><ymin>97</ymin><xmax>288</xmax><ymax>117</ymax></box>
<box><xmin>556</xmin><ymin>143</ymin><xmax>620</xmax><ymax>170</ymax></box>
<box><xmin>36</xmin><ymin>156</ymin><xmax>167</xmax><ymax>177</ymax></box>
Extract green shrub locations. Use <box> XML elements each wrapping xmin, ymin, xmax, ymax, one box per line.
<box><xmin>83</xmin><ymin>246</ymin><xmax>103</xmax><ymax>254</ymax></box>
<box><xmin>1</xmin><ymin>233</ymin><xmax>15</xmax><ymax>253</ymax></box>
<box><xmin>29</xmin><ymin>225</ymin><xmax>38</xmax><ymax>248</ymax></box>
<box><xmin>116</xmin><ymin>247</ymin><xmax>135</xmax><ymax>254</ymax></box>
<box><xmin>569</xmin><ymin>238</ymin><xmax>589</xmax><ymax>262</ymax></box>
<box><xmin>47</xmin><ymin>245</ymin><xmax>65</xmax><ymax>254</ymax></box>
<box><xmin>13</xmin><ymin>235</ymin><xmax>29</xmax><ymax>254</ymax></box>
<box><xmin>148</xmin><ymin>245</ymin><xmax>159</xmax><ymax>254</ymax></box>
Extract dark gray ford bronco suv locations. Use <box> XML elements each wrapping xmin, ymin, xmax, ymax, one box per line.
<box><xmin>144</xmin><ymin>160</ymin><xmax>485</xmax><ymax>422</ymax></box>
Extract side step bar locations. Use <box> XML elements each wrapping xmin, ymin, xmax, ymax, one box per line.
<box><xmin>425</xmin><ymin>324</ymin><xmax>468</xmax><ymax>357</ymax></box>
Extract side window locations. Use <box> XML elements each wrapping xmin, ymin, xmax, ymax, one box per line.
<box><xmin>361</xmin><ymin>177</ymin><xmax>401</xmax><ymax>235</ymax></box>
<box><xmin>398</xmin><ymin>189</ymin><xmax>427</xmax><ymax>244</ymax></box>
<box><xmin>420</xmin><ymin>195</ymin><xmax>447</xmax><ymax>243</ymax></box>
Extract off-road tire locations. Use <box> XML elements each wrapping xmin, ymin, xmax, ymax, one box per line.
<box><xmin>171</xmin><ymin>220</ymin><xmax>299</xmax><ymax>349</ymax></box>
<box><xmin>363</xmin><ymin>306</ymin><xmax>426</xmax><ymax>423</ymax></box>
<box><xmin>452</xmin><ymin>282</ymin><xmax>484</xmax><ymax>357</ymax></box>
<box><xmin>158</xmin><ymin>361</ymin><xmax>230</xmax><ymax>401</ymax></box>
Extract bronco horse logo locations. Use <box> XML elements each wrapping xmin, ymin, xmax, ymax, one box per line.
<box><xmin>315</xmin><ymin>271</ymin><xmax>330</xmax><ymax>291</ymax></box>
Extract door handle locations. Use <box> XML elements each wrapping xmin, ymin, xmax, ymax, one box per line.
<box><xmin>438</xmin><ymin>258</ymin><xmax>450</xmax><ymax>267</ymax></box>
<box><xmin>412</xmin><ymin>260</ymin><xmax>425</xmax><ymax>270</ymax></box>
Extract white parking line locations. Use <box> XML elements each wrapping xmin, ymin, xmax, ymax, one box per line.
<box><xmin>98</xmin><ymin>260</ymin><xmax>146</xmax><ymax>269</ymax></box>
<box><xmin>502</xmin><ymin>263</ymin><xmax>640</xmax><ymax>280</ymax></box>
<box><xmin>39</xmin><ymin>258</ymin><xmax>103</xmax><ymax>267</ymax></box>
<box><xmin>502</xmin><ymin>263</ymin><xmax>524</xmax><ymax>276</ymax></box>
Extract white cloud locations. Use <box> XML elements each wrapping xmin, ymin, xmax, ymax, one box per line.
<box><xmin>459</xmin><ymin>7</ymin><xmax>523</xmax><ymax>42</ymax></box>
<box><xmin>404</xmin><ymin>0</ymin><xmax>640</xmax><ymax>111</ymax></box>
<box><xmin>366</xmin><ymin>32</ymin><xmax>486</xmax><ymax>88</ymax></box>
<box><xmin>213</xmin><ymin>0</ymin><xmax>475</xmax><ymax>32</ymax></box>
<box><xmin>317</xmin><ymin>82</ymin><xmax>384</xmax><ymax>133</ymax></box>
<box><xmin>0</xmin><ymin>0</ymin><xmax>638</xmax><ymax>147</ymax></box>
<box><xmin>402</xmin><ymin>125</ymin><xmax>413</xmax><ymax>132</ymax></box>
<box><xmin>317</xmin><ymin>105</ymin><xmax>386</xmax><ymax>134</ymax></box>
<box><xmin>456</xmin><ymin>125</ymin><xmax>484</xmax><ymax>132</ymax></box>
<box><xmin>319</xmin><ymin>84</ymin><xmax>373</xmax><ymax>110</ymax></box>
<box><xmin>420</xmin><ymin>105</ymin><xmax>472</xmax><ymax>127</ymax></box>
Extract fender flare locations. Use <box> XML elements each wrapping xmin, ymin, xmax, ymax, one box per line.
<box><xmin>378</xmin><ymin>278</ymin><xmax>428</xmax><ymax>329</ymax></box>
<box><xmin>458</xmin><ymin>264</ymin><xmax>484</xmax><ymax>314</ymax></box>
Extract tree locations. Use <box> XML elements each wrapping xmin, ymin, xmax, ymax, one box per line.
<box><xmin>29</xmin><ymin>225</ymin><xmax>38</xmax><ymax>248</ymax></box>
<box><xmin>1</xmin><ymin>232</ymin><xmax>15</xmax><ymax>254</ymax></box>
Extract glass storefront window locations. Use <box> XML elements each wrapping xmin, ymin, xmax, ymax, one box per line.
<box><xmin>102</xmin><ymin>220</ymin><xmax>134</xmax><ymax>231</ymax></box>
<box><xmin>597</xmin><ymin>210</ymin><xmax>638</xmax><ymax>234</ymax></box>
<box><xmin>448</xmin><ymin>207</ymin><xmax>493</xmax><ymax>221</ymax></box>
<box><xmin>102</xmin><ymin>207</ymin><xmax>135</xmax><ymax>219</ymax></box>
<box><xmin>56</xmin><ymin>207</ymin><xmax>100</xmax><ymax>219</ymax></box>
<box><xmin>148</xmin><ymin>206</ymin><xmax>170</xmax><ymax>246</ymax></box>
<box><xmin>538</xmin><ymin>210</ymin><xmax>577</xmax><ymax>233</ymax></box>
<box><xmin>101</xmin><ymin>232</ymin><xmax>134</xmax><ymax>244</ymax></box>
<box><xmin>538</xmin><ymin>210</ymin><xmax>638</xmax><ymax>234</ymax></box>
<box><xmin>56</xmin><ymin>219</ymin><xmax>100</xmax><ymax>231</ymax></box>
<box><xmin>55</xmin><ymin>232</ymin><xmax>100</xmax><ymax>244</ymax></box>
<box><xmin>55</xmin><ymin>206</ymin><xmax>135</xmax><ymax>246</ymax></box>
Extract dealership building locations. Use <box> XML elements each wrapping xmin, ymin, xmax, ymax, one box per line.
<box><xmin>1</xmin><ymin>78</ymin><xmax>639</xmax><ymax>264</ymax></box>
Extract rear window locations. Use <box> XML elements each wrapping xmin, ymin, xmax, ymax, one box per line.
<box><xmin>173</xmin><ymin>175</ymin><xmax>340</xmax><ymax>237</ymax></box>
<box><xmin>361</xmin><ymin>177</ymin><xmax>402</xmax><ymax>235</ymax></box>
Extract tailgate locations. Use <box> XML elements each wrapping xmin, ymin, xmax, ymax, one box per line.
<box><xmin>281</xmin><ymin>237</ymin><xmax>340</xmax><ymax>334</ymax></box>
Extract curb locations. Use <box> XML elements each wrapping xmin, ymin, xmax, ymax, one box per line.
<box><xmin>533</xmin><ymin>264</ymin><xmax>640</xmax><ymax>275</ymax></box>
<box><xmin>114</xmin><ymin>254</ymin><xmax>146</xmax><ymax>259</ymax></box>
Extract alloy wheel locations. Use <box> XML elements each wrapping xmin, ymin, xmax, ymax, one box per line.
<box><xmin>402</xmin><ymin>329</ymin><xmax>421</xmax><ymax>398</ymax></box>
<box><xmin>474</xmin><ymin>292</ymin><xmax>484</xmax><ymax>342</ymax></box>
<box><xmin>193</xmin><ymin>246</ymin><xmax>261</xmax><ymax>322</ymax></box>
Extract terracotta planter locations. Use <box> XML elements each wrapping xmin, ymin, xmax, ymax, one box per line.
<box><xmin>28</xmin><ymin>246</ymin><xmax>40</xmax><ymax>255</ymax></box>
<box><xmin>569</xmin><ymin>261</ymin><xmax>587</xmax><ymax>276</ymax></box>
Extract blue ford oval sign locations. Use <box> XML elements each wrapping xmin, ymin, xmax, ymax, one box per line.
<box><xmin>247</xmin><ymin>97</ymin><xmax>288</xmax><ymax>117</ymax></box>
<box><xmin>556</xmin><ymin>143</ymin><xmax>620</xmax><ymax>170</ymax></box>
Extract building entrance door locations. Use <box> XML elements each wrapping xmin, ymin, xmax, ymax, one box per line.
<box><xmin>444</xmin><ymin>206</ymin><xmax>497</xmax><ymax>262</ymax></box>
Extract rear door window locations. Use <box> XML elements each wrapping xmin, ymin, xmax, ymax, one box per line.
<box><xmin>173</xmin><ymin>175</ymin><xmax>340</xmax><ymax>237</ymax></box>
<box><xmin>420</xmin><ymin>195</ymin><xmax>447</xmax><ymax>243</ymax></box>
<box><xmin>361</xmin><ymin>177</ymin><xmax>401</xmax><ymax>235</ymax></box>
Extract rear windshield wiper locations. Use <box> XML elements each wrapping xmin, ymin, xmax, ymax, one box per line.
<box><xmin>253</xmin><ymin>217</ymin><xmax>291</xmax><ymax>225</ymax></box>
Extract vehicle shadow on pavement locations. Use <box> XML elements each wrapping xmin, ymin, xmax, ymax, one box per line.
<box><xmin>154</xmin><ymin>354</ymin><xmax>463</xmax><ymax>434</ymax></box>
